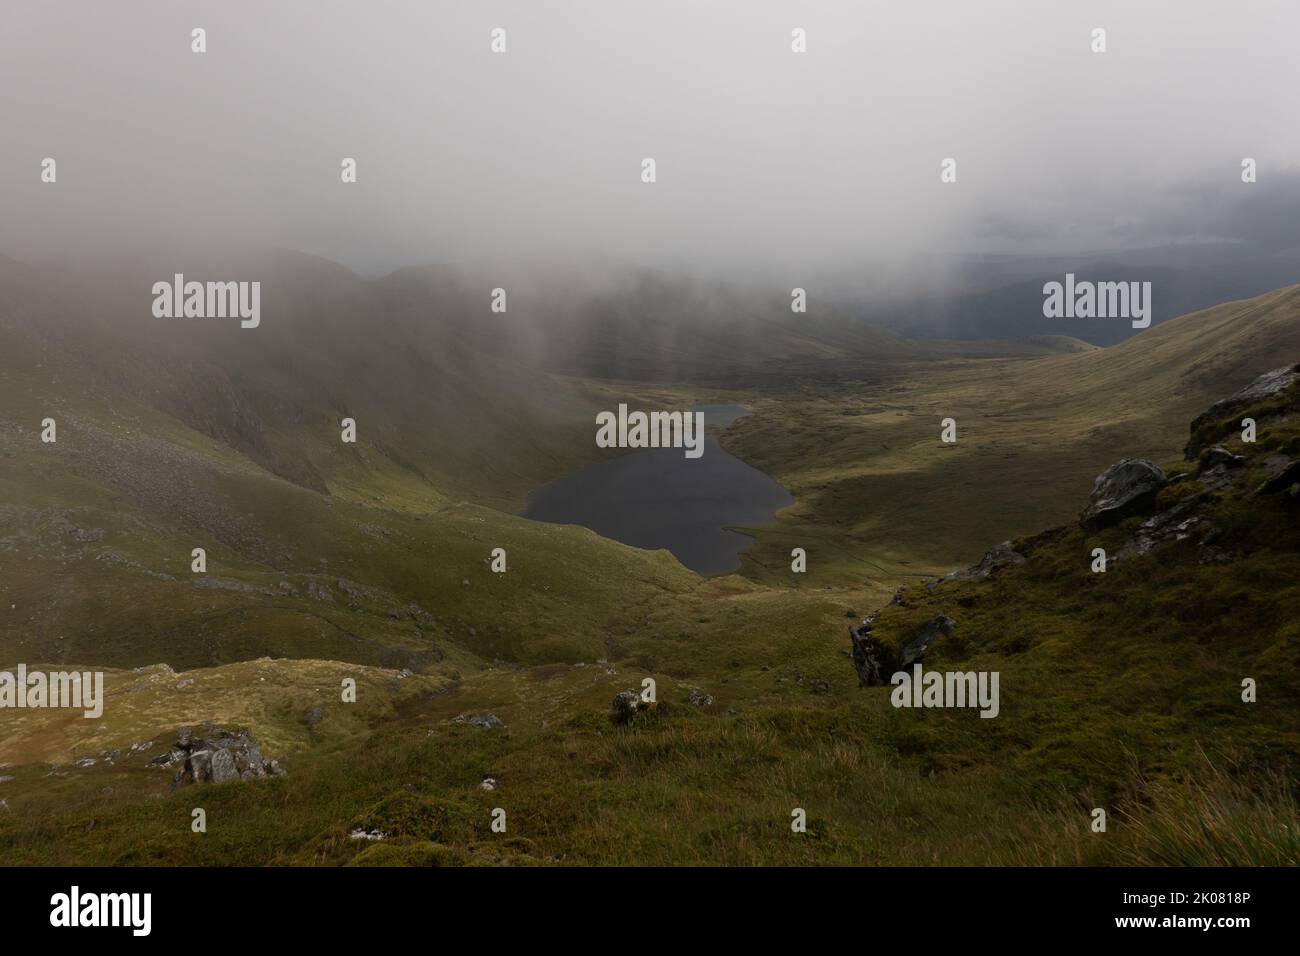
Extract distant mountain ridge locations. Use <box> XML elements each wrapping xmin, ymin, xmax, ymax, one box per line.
<box><xmin>869</xmin><ymin>243</ymin><xmax>1300</xmax><ymax>346</ymax></box>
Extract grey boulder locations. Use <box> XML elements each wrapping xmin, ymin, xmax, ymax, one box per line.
<box><xmin>942</xmin><ymin>541</ymin><xmax>1026</xmax><ymax>583</ymax></box>
<box><xmin>1080</xmin><ymin>459</ymin><xmax>1166</xmax><ymax>530</ymax></box>
<box><xmin>209</xmin><ymin>748</ymin><xmax>239</xmax><ymax>783</ymax></box>
<box><xmin>611</xmin><ymin>690</ymin><xmax>645</xmax><ymax>725</ymax></box>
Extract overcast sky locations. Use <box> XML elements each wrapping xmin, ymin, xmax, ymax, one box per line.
<box><xmin>3</xmin><ymin>0</ymin><xmax>1298</xmax><ymax>278</ymax></box>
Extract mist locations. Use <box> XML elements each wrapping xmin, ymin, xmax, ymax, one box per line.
<box><xmin>4</xmin><ymin>0</ymin><xmax>1299</xmax><ymax>286</ymax></box>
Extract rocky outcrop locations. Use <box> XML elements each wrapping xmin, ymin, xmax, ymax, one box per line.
<box><xmin>1080</xmin><ymin>459</ymin><xmax>1167</xmax><ymax>530</ymax></box>
<box><xmin>853</xmin><ymin>361</ymin><xmax>1300</xmax><ymax>691</ymax></box>
<box><xmin>851</xmin><ymin>613</ymin><xmax>954</xmax><ymax>687</ymax></box>
<box><xmin>1114</xmin><ymin>495</ymin><xmax>1207</xmax><ymax>561</ymax></box>
<box><xmin>1186</xmin><ymin>363</ymin><xmax>1300</xmax><ymax>458</ymax></box>
<box><xmin>901</xmin><ymin>614</ymin><xmax>956</xmax><ymax>668</ymax></box>
<box><xmin>1199</xmin><ymin>446</ymin><xmax>1246</xmax><ymax>471</ymax></box>
<box><xmin>451</xmin><ymin>712</ymin><xmax>504</xmax><ymax>729</ymax></box>
<box><xmin>611</xmin><ymin>690</ymin><xmax>654</xmax><ymax>724</ymax></box>
<box><xmin>167</xmin><ymin>726</ymin><xmax>285</xmax><ymax>787</ymax></box>
<box><xmin>849</xmin><ymin>614</ymin><xmax>886</xmax><ymax>687</ymax></box>
<box><xmin>1192</xmin><ymin>362</ymin><xmax>1300</xmax><ymax>427</ymax></box>
<box><xmin>1257</xmin><ymin>459</ymin><xmax>1300</xmax><ymax>497</ymax></box>
<box><xmin>941</xmin><ymin>541</ymin><xmax>1026</xmax><ymax>583</ymax></box>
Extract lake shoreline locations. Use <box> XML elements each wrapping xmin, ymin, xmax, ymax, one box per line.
<box><xmin>523</xmin><ymin>404</ymin><xmax>794</xmax><ymax>575</ymax></box>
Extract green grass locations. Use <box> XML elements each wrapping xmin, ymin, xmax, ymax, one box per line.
<box><xmin>2</xmin><ymin>274</ymin><xmax>1299</xmax><ymax>865</ymax></box>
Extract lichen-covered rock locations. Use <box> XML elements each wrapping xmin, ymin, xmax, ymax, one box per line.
<box><xmin>1186</xmin><ymin>363</ymin><xmax>1300</xmax><ymax>458</ymax></box>
<box><xmin>185</xmin><ymin>750</ymin><xmax>212</xmax><ymax>783</ymax></box>
<box><xmin>149</xmin><ymin>749</ymin><xmax>186</xmax><ymax>768</ymax></box>
<box><xmin>851</xmin><ymin>612</ymin><xmax>955</xmax><ymax>686</ymax></box>
<box><xmin>1196</xmin><ymin>364</ymin><xmax>1300</xmax><ymax>425</ymax></box>
<box><xmin>1200</xmin><ymin>446</ymin><xmax>1247</xmax><ymax>470</ymax></box>
<box><xmin>209</xmin><ymin>748</ymin><xmax>238</xmax><ymax>783</ymax></box>
<box><xmin>1115</xmin><ymin>493</ymin><xmax>1207</xmax><ymax>561</ymax></box>
<box><xmin>611</xmin><ymin>690</ymin><xmax>644</xmax><ymax>724</ymax></box>
<box><xmin>167</xmin><ymin>725</ymin><xmax>283</xmax><ymax>787</ymax></box>
<box><xmin>451</xmin><ymin>712</ymin><xmax>504</xmax><ymax>729</ymax></box>
<box><xmin>1080</xmin><ymin>459</ymin><xmax>1166</xmax><ymax>530</ymax></box>
<box><xmin>942</xmin><ymin>541</ymin><xmax>1026</xmax><ymax>583</ymax></box>
<box><xmin>1192</xmin><ymin>446</ymin><xmax>1249</xmax><ymax>491</ymax></box>
<box><xmin>849</xmin><ymin>614</ymin><xmax>887</xmax><ymax>687</ymax></box>
<box><xmin>1257</xmin><ymin>459</ymin><xmax>1300</xmax><ymax>496</ymax></box>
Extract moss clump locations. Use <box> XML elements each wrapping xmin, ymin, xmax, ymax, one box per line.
<box><xmin>350</xmin><ymin>792</ymin><xmax>475</xmax><ymax>843</ymax></box>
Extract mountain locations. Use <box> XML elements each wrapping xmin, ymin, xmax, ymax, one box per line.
<box><xmin>3</xmin><ymin>353</ymin><xmax>1296</xmax><ymax>866</ymax></box>
<box><xmin>1</xmin><ymin>258</ymin><xmax>1297</xmax><ymax>865</ymax></box>
<box><xmin>721</xmin><ymin>281</ymin><xmax>1300</xmax><ymax>584</ymax></box>
<box><xmin>871</xmin><ymin>243</ymin><xmax>1300</xmax><ymax>346</ymax></box>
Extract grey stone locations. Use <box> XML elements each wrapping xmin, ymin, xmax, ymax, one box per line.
<box><xmin>452</xmin><ymin>712</ymin><xmax>504</xmax><ymax>729</ymax></box>
<box><xmin>209</xmin><ymin>748</ymin><xmax>238</xmax><ymax>783</ymax></box>
<box><xmin>1080</xmin><ymin>459</ymin><xmax>1166</xmax><ymax>530</ymax></box>
<box><xmin>168</xmin><ymin>725</ymin><xmax>283</xmax><ymax>786</ymax></box>
<box><xmin>942</xmin><ymin>540</ymin><xmax>1026</xmax><ymax>582</ymax></box>
<box><xmin>149</xmin><ymin>749</ymin><xmax>185</xmax><ymax>768</ymax></box>
<box><xmin>1187</xmin><ymin>364</ymin><xmax>1300</xmax><ymax>457</ymax></box>
<box><xmin>849</xmin><ymin>614</ymin><xmax>886</xmax><ymax>687</ymax></box>
<box><xmin>1257</xmin><ymin>459</ymin><xmax>1300</xmax><ymax>496</ymax></box>
<box><xmin>611</xmin><ymin>690</ymin><xmax>643</xmax><ymax>724</ymax></box>
<box><xmin>234</xmin><ymin>742</ymin><xmax>265</xmax><ymax>777</ymax></box>
<box><xmin>187</xmin><ymin>750</ymin><xmax>213</xmax><ymax>783</ymax></box>
<box><xmin>1195</xmin><ymin>364</ymin><xmax>1300</xmax><ymax>425</ymax></box>
<box><xmin>1115</xmin><ymin>495</ymin><xmax>1207</xmax><ymax>561</ymax></box>
<box><xmin>1202</xmin><ymin>446</ymin><xmax>1246</xmax><ymax>470</ymax></box>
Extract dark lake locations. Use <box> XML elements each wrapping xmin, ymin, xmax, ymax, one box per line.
<box><xmin>524</xmin><ymin>405</ymin><xmax>794</xmax><ymax>575</ymax></box>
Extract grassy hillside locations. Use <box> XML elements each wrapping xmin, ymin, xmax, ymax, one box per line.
<box><xmin>1</xmin><ymin>259</ymin><xmax>1297</xmax><ymax>866</ymax></box>
<box><xmin>725</xmin><ymin>283</ymin><xmax>1300</xmax><ymax>587</ymax></box>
